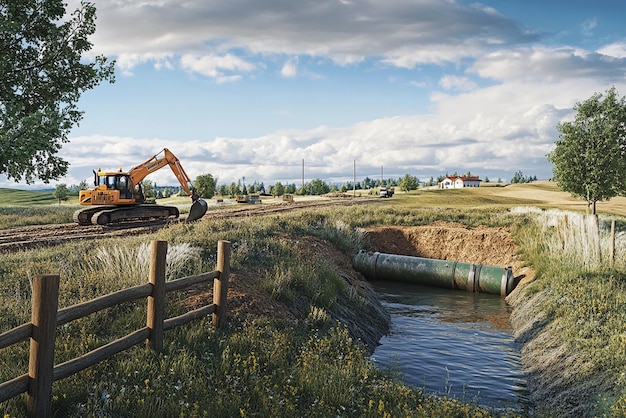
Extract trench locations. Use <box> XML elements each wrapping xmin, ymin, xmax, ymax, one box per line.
<box><xmin>363</xmin><ymin>224</ymin><xmax>529</xmax><ymax>412</ymax></box>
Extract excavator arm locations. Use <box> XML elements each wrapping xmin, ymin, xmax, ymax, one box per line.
<box><xmin>128</xmin><ymin>148</ymin><xmax>198</xmax><ymax>200</ymax></box>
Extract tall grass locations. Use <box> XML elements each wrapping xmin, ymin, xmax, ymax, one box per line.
<box><xmin>510</xmin><ymin>207</ymin><xmax>626</xmax><ymax>271</ymax></box>
<box><xmin>86</xmin><ymin>241</ymin><xmax>203</xmax><ymax>282</ymax></box>
<box><xmin>0</xmin><ymin>206</ymin><xmax>76</xmax><ymax>227</ymax></box>
<box><xmin>510</xmin><ymin>207</ymin><xmax>626</xmax><ymax>415</ymax></box>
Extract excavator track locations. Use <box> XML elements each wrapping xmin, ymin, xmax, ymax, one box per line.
<box><xmin>74</xmin><ymin>205</ymin><xmax>179</xmax><ymax>226</ymax></box>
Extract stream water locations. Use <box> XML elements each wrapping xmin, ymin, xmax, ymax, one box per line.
<box><xmin>371</xmin><ymin>281</ymin><xmax>528</xmax><ymax>412</ymax></box>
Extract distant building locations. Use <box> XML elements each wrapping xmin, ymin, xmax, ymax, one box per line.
<box><xmin>439</xmin><ymin>175</ymin><xmax>482</xmax><ymax>189</ymax></box>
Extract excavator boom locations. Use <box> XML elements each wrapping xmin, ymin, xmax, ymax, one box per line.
<box><xmin>128</xmin><ymin>148</ymin><xmax>195</xmax><ymax>197</ymax></box>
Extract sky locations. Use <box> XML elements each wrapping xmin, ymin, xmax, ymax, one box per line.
<box><xmin>6</xmin><ymin>0</ymin><xmax>626</xmax><ymax>189</ymax></box>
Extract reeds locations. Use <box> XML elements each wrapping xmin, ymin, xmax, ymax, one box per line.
<box><xmin>510</xmin><ymin>207</ymin><xmax>626</xmax><ymax>271</ymax></box>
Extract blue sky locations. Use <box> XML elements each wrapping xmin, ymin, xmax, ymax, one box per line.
<box><xmin>6</xmin><ymin>0</ymin><xmax>626</xmax><ymax>188</ymax></box>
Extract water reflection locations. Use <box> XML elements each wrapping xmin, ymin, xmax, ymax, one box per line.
<box><xmin>371</xmin><ymin>281</ymin><xmax>528</xmax><ymax>411</ymax></box>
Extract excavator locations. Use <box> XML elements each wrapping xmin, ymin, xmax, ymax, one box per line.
<box><xmin>73</xmin><ymin>148</ymin><xmax>208</xmax><ymax>226</ymax></box>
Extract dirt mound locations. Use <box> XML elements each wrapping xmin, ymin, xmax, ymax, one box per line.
<box><xmin>364</xmin><ymin>221</ymin><xmax>522</xmax><ymax>270</ymax></box>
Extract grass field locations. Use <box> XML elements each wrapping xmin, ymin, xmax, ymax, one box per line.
<box><xmin>0</xmin><ymin>187</ymin><xmax>59</xmax><ymax>205</ymax></box>
<box><xmin>1</xmin><ymin>181</ymin><xmax>626</xmax><ymax>416</ymax></box>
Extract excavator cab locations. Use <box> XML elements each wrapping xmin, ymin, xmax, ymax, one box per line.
<box><xmin>94</xmin><ymin>171</ymin><xmax>136</xmax><ymax>200</ymax></box>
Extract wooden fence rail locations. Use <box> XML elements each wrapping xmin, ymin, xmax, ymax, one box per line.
<box><xmin>0</xmin><ymin>239</ymin><xmax>231</xmax><ymax>417</ymax></box>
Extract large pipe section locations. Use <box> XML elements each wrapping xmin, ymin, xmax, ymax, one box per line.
<box><xmin>354</xmin><ymin>251</ymin><xmax>514</xmax><ymax>296</ymax></box>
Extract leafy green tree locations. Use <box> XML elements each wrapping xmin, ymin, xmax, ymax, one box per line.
<box><xmin>1</xmin><ymin>0</ymin><xmax>115</xmax><ymax>183</ymax></box>
<box><xmin>228</xmin><ymin>182</ymin><xmax>241</xmax><ymax>198</ymax></box>
<box><xmin>141</xmin><ymin>180</ymin><xmax>156</xmax><ymax>200</ymax></box>
<box><xmin>194</xmin><ymin>174</ymin><xmax>216</xmax><ymax>198</ymax></box>
<box><xmin>218</xmin><ymin>184</ymin><xmax>228</xmax><ymax>197</ymax></box>
<box><xmin>53</xmin><ymin>183</ymin><xmax>68</xmax><ymax>204</ymax></box>
<box><xmin>398</xmin><ymin>174</ymin><xmax>418</xmax><ymax>192</ymax></box>
<box><xmin>510</xmin><ymin>171</ymin><xmax>524</xmax><ymax>184</ymax></box>
<box><xmin>309</xmin><ymin>178</ymin><xmax>330</xmax><ymax>195</ymax></box>
<box><xmin>548</xmin><ymin>87</ymin><xmax>626</xmax><ymax>214</ymax></box>
<box><xmin>272</xmin><ymin>182</ymin><xmax>285</xmax><ymax>197</ymax></box>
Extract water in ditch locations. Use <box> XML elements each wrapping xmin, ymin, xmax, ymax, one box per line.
<box><xmin>371</xmin><ymin>281</ymin><xmax>528</xmax><ymax>413</ymax></box>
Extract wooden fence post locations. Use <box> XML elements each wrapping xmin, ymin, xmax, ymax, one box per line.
<box><xmin>146</xmin><ymin>240</ymin><xmax>168</xmax><ymax>352</ymax></box>
<box><xmin>26</xmin><ymin>274</ymin><xmax>60</xmax><ymax>418</ymax></box>
<box><xmin>610</xmin><ymin>219</ymin><xmax>616</xmax><ymax>268</ymax></box>
<box><xmin>213</xmin><ymin>240</ymin><xmax>231</xmax><ymax>328</ymax></box>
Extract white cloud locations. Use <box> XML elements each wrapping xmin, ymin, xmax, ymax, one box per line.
<box><xmin>581</xmin><ymin>17</ymin><xmax>597</xmax><ymax>37</ymax></box>
<box><xmin>281</xmin><ymin>58</ymin><xmax>298</xmax><ymax>78</ymax></box>
<box><xmin>439</xmin><ymin>75</ymin><xmax>477</xmax><ymax>91</ymax></box>
<box><xmin>83</xmin><ymin>0</ymin><xmax>539</xmax><ymax>76</ymax></box>
<box><xmin>180</xmin><ymin>54</ymin><xmax>255</xmax><ymax>79</ymax></box>
<box><xmin>20</xmin><ymin>0</ymin><xmax>620</xmax><ymax>190</ymax></box>
<box><xmin>598</xmin><ymin>42</ymin><xmax>626</xmax><ymax>59</ymax></box>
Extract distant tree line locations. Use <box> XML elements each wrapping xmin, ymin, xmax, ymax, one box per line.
<box><xmin>60</xmin><ymin>168</ymin><xmax>541</xmax><ymax>203</ymax></box>
<box><xmin>510</xmin><ymin>171</ymin><xmax>537</xmax><ymax>184</ymax></box>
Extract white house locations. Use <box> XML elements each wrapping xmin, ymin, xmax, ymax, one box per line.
<box><xmin>439</xmin><ymin>175</ymin><xmax>482</xmax><ymax>189</ymax></box>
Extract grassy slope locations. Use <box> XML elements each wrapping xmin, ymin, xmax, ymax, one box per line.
<box><xmin>0</xmin><ymin>187</ymin><xmax>60</xmax><ymax>205</ymax></box>
<box><xmin>390</xmin><ymin>181</ymin><xmax>626</xmax><ymax>216</ymax></box>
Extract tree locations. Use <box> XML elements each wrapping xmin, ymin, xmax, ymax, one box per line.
<box><xmin>272</xmin><ymin>181</ymin><xmax>285</xmax><ymax>197</ymax></box>
<box><xmin>309</xmin><ymin>178</ymin><xmax>330</xmax><ymax>195</ymax></box>
<box><xmin>228</xmin><ymin>182</ymin><xmax>241</xmax><ymax>198</ymax></box>
<box><xmin>53</xmin><ymin>183</ymin><xmax>68</xmax><ymax>204</ymax></box>
<box><xmin>548</xmin><ymin>87</ymin><xmax>626</xmax><ymax>214</ymax></box>
<box><xmin>194</xmin><ymin>174</ymin><xmax>216</xmax><ymax>198</ymax></box>
<box><xmin>398</xmin><ymin>174</ymin><xmax>418</xmax><ymax>192</ymax></box>
<box><xmin>1</xmin><ymin>0</ymin><xmax>115</xmax><ymax>183</ymax></box>
<box><xmin>141</xmin><ymin>180</ymin><xmax>156</xmax><ymax>200</ymax></box>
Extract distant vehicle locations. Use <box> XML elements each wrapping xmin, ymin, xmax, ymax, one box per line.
<box><xmin>282</xmin><ymin>194</ymin><xmax>294</xmax><ymax>202</ymax></box>
<box><xmin>236</xmin><ymin>193</ymin><xmax>261</xmax><ymax>204</ymax></box>
<box><xmin>379</xmin><ymin>187</ymin><xmax>394</xmax><ymax>198</ymax></box>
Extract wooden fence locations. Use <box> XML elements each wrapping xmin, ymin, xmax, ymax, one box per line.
<box><xmin>0</xmin><ymin>239</ymin><xmax>231</xmax><ymax>417</ymax></box>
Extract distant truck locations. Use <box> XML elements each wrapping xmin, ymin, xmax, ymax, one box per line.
<box><xmin>379</xmin><ymin>187</ymin><xmax>394</xmax><ymax>198</ymax></box>
<box><xmin>236</xmin><ymin>193</ymin><xmax>261</xmax><ymax>204</ymax></box>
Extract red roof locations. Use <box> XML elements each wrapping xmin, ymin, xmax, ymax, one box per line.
<box><xmin>444</xmin><ymin>175</ymin><xmax>481</xmax><ymax>181</ymax></box>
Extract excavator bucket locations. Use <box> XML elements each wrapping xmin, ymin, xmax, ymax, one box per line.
<box><xmin>187</xmin><ymin>198</ymin><xmax>207</xmax><ymax>222</ymax></box>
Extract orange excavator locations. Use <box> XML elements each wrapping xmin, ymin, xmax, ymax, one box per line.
<box><xmin>73</xmin><ymin>148</ymin><xmax>208</xmax><ymax>226</ymax></box>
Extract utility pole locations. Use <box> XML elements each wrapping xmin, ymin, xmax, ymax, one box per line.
<box><xmin>353</xmin><ymin>160</ymin><xmax>356</xmax><ymax>197</ymax></box>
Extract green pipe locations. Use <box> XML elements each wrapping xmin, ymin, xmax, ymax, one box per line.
<box><xmin>353</xmin><ymin>251</ymin><xmax>514</xmax><ymax>296</ymax></box>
